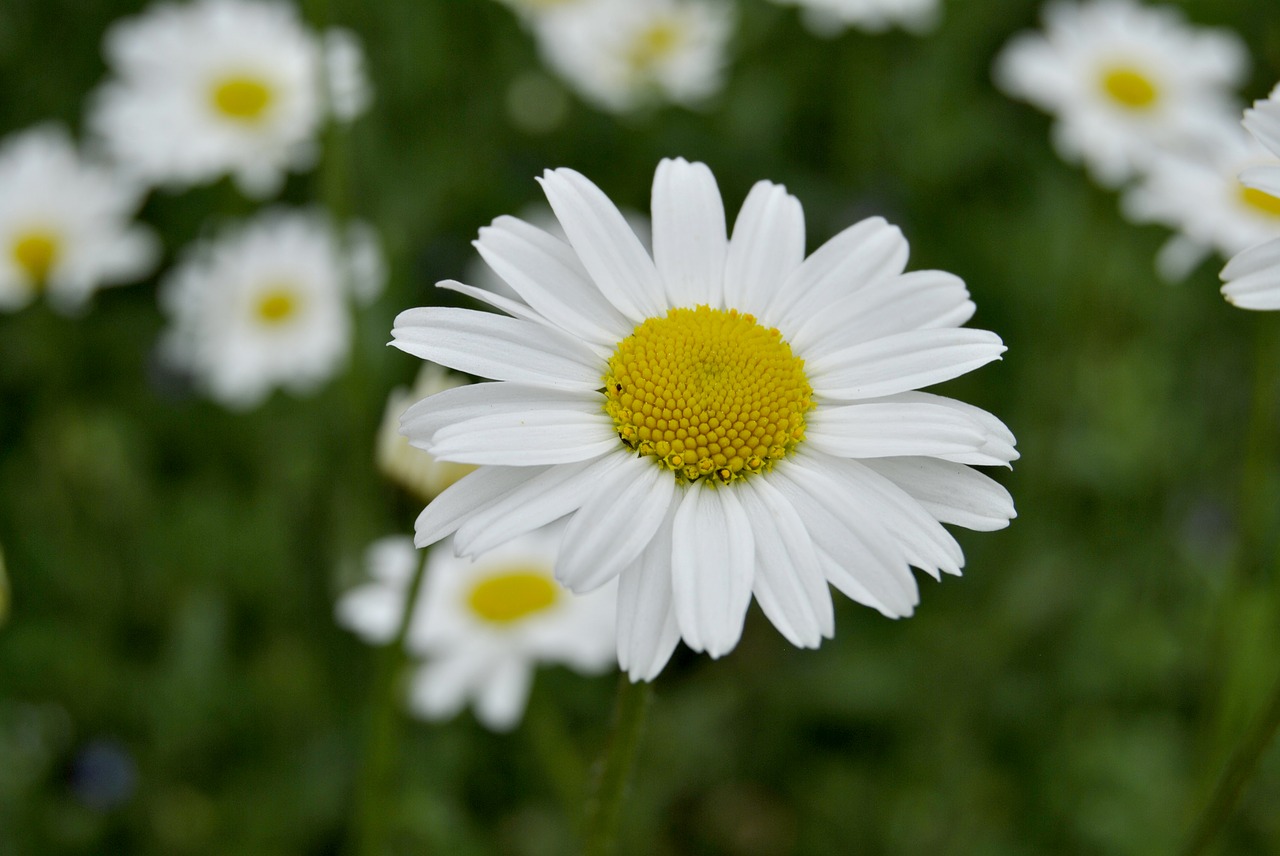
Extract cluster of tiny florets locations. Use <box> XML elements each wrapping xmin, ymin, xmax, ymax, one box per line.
<box><xmin>603</xmin><ymin>305</ymin><xmax>812</xmax><ymax>485</ymax></box>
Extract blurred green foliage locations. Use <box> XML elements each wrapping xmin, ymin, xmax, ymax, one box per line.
<box><xmin>2</xmin><ymin>0</ymin><xmax>1280</xmax><ymax>854</ymax></box>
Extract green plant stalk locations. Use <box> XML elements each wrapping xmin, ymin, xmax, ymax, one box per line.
<box><xmin>353</xmin><ymin>550</ymin><xmax>429</xmax><ymax>856</ymax></box>
<box><xmin>583</xmin><ymin>676</ymin><xmax>653</xmax><ymax>856</ymax></box>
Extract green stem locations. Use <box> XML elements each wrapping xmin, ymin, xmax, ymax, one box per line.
<box><xmin>583</xmin><ymin>676</ymin><xmax>653</xmax><ymax>856</ymax></box>
<box><xmin>353</xmin><ymin>549</ymin><xmax>429</xmax><ymax>856</ymax></box>
<box><xmin>1181</xmin><ymin>671</ymin><xmax>1280</xmax><ymax>856</ymax></box>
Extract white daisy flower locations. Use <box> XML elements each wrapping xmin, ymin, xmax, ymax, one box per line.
<box><xmin>322</xmin><ymin>27</ymin><xmax>373</xmax><ymax>123</ymax></box>
<box><xmin>376</xmin><ymin>365</ymin><xmax>477</xmax><ymax>502</ymax></box>
<box><xmin>1222</xmin><ymin>84</ymin><xmax>1280</xmax><ymax>310</ymax></box>
<box><xmin>88</xmin><ymin>0</ymin><xmax>342</xmax><ymax>197</ymax></box>
<box><xmin>336</xmin><ymin>530</ymin><xmax>617</xmax><ymax>732</ymax></box>
<box><xmin>1123</xmin><ymin>120</ymin><xmax>1280</xmax><ymax>281</ymax></box>
<box><xmin>533</xmin><ymin>0</ymin><xmax>733</xmax><ymax>113</ymax></box>
<box><xmin>392</xmin><ymin>158</ymin><xmax>1017</xmax><ymax>681</ymax></box>
<box><xmin>0</xmin><ymin>125</ymin><xmax>157</xmax><ymax>314</ymax></box>
<box><xmin>769</xmin><ymin>0</ymin><xmax>939</xmax><ymax>36</ymax></box>
<box><xmin>160</xmin><ymin>209</ymin><xmax>378</xmax><ymax>409</ymax></box>
<box><xmin>994</xmin><ymin>0</ymin><xmax>1247</xmax><ymax>187</ymax></box>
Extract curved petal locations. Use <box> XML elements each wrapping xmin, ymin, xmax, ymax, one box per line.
<box><xmin>616</xmin><ymin>508</ymin><xmax>682</xmax><ymax>682</ymax></box>
<box><xmin>473</xmin><ymin>658</ymin><xmax>534</xmax><ymax>732</ymax></box>
<box><xmin>652</xmin><ymin>157</ymin><xmax>728</xmax><ymax>308</ymax></box>
<box><xmin>723</xmin><ymin>180</ymin><xmax>805</xmax><ymax>317</ymax></box>
<box><xmin>670</xmin><ymin>485</ymin><xmax>755</xmax><ymax>657</ymax></box>
<box><xmin>413</xmin><ymin>465</ymin><xmax>551</xmax><ymax>548</ymax></box>
<box><xmin>401</xmin><ymin>382</ymin><xmax>603</xmax><ymax>449</ymax></box>
<box><xmin>739</xmin><ymin>477</ymin><xmax>833</xmax><ymax>647</ymax></box>
<box><xmin>454</xmin><ymin>454</ymin><xmax>627</xmax><ymax>555</ymax></box>
<box><xmin>769</xmin><ymin>460</ymin><xmax>918</xmax><ymax>617</ymax></box>
<box><xmin>1222</xmin><ymin>237</ymin><xmax>1280</xmax><ymax>310</ymax></box>
<box><xmin>791</xmin><ymin>269</ymin><xmax>975</xmax><ymax>358</ymax></box>
<box><xmin>538</xmin><ymin>167</ymin><xmax>666</xmax><ymax>321</ymax></box>
<box><xmin>805</xmin><ymin>401</ymin><xmax>989</xmax><ymax>460</ymax></box>
<box><xmin>429</xmin><ymin>410</ymin><xmax>617</xmax><ymax>466</ymax></box>
<box><xmin>474</xmin><ymin>215</ymin><xmax>631</xmax><ymax>345</ymax></box>
<box><xmin>556</xmin><ymin>453</ymin><xmax>677</xmax><ymax>593</ymax></box>
<box><xmin>436</xmin><ymin>279</ymin><xmax>544</xmax><ymax>325</ymax></box>
<box><xmin>768</xmin><ymin>217</ymin><xmax>909</xmax><ymax>334</ymax></box>
<box><xmin>391</xmin><ymin>306</ymin><xmax>604</xmax><ymax>390</ymax></box>
<box><xmin>862</xmin><ymin>457</ymin><xmax>1016</xmax><ymax>532</ymax></box>
<box><xmin>808</xmin><ymin>328</ymin><xmax>1006</xmax><ymax>401</ymax></box>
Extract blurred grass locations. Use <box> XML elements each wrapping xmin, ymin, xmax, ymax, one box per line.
<box><xmin>2</xmin><ymin>0</ymin><xmax>1280</xmax><ymax>854</ymax></box>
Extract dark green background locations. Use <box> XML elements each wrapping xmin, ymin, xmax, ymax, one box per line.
<box><xmin>2</xmin><ymin>0</ymin><xmax>1280</xmax><ymax>853</ymax></box>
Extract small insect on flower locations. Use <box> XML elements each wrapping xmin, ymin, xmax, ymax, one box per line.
<box><xmin>1222</xmin><ymin>83</ymin><xmax>1280</xmax><ymax>310</ymax></box>
<box><xmin>392</xmin><ymin>157</ymin><xmax>1017</xmax><ymax>681</ymax></box>
<box><xmin>0</xmin><ymin>125</ymin><xmax>157</xmax><ymax>314</ymax></box>
<box><xmin>994</xmin><ymin>0</ymin><xmax>1247</xmax><ymax>187</ymax></box>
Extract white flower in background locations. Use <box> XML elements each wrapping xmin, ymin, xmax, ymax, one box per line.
<box><xmin>770</xmin><ymin>0</ymin><xmax>939</xmax><ymax>36</ymax></box>
<box><xmin>1122</xmin><ymin>121</ymin><xmax>1280</xmax><ymax>281</ymax></box>
<box><xmin>88</xmin><ymin>0</ymin><xmax>362</xmax><ymax>197</ymax></box>
<box><xmin>994</xmin><ymin>0</ymin><xmax>1247</xmax><ymax>187</ymax></box>
<box><xmin>336</xmin><ymin>529</ymin><xmax>618</xmax><ymax>732</ymax></box>
<box><xmin>495</xmin><ymin>0</ymin><xmax>593</xmax><ymax>24</ymax></box>
<box><xmin>377</xmin><ymin>365</ymin><xmax>477</xmax><ymax>502</ymax></box>
<box><xmin>160</xmin><ymin>209</ymin><xmax>381</xmax><ymax>409</ymax></box>
<box><xmin>0</xmin><ymin>125</ymin><xmax>157</xmax><ymax>314</ymax></box>
<box><xmin>392</xmin><ymin>158</ymin><xmax>1017</xmax><ymax>681</ymax></box>
<box><xmin>1223</xmin><ymin>84</ymin><xmax>1280</xmax><ymax>310</ymax></box>
<box><xmin>533</xmin><ymin>0</ymin><xmax>733</xmax><ymax>113</ymax></box>
<box><xmin>322</xmin><ymin>27</ymin><xmax>373</xmax><ymax>122</ymax></box>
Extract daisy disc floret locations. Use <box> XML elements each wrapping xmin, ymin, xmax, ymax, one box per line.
<box><xmin>994</xmin><ymin>0</ymin><xmax>1247</xmax><ymax>186</ymax></box>
<box><xmin>392</xmin><ymin>158</ymin><xmax>1017</xmax><ymax>681</ymax></box>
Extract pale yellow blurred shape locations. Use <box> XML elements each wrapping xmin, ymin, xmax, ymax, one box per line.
<box><xmin>376</xmin><ymin>364</ymin><xmax>476</xmax><ymax>503</ymax></box>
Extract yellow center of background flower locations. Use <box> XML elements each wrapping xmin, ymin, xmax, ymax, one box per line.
<box><xmin>212</xmin><ymin>76</ymin><xmax>274</xmax><ymax>122</ymax></box>
<box><xmin>467</xmin><ymin>569</ymin><xmax>560</xmax><ymax>624</ymax></box>
<box><xmin>1100</xmin><ymin>66</ymin><xmax>1159</xmax><ymax>110</ymax></box>
<box><xmin>11</xmin><ymin>230</ymin><xmax>60</xmax><ymax>285</ymax></box>
<box><xmin>604</xmin><ymin>305</ymin><xmax>813</xmax><ymax>485</ymax></box>
<box><xmin>1240</xmin><ymin>185</ymin><xmax>1280</xmax><ymax>218</ymax></box>
<box><xmin>628</xmin><ymin>19</ymin><xmax>681</xmax><ymax>71</ymax></box>
<box><xmin>255</xmin><ymin>288</ymin><xmax>300</xmax><ymax>325</ymax></box>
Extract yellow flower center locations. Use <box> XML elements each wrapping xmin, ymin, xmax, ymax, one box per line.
<box><xmin>211</xmin><ymin>76</ymin><xmax>274</xmax><ymax>122</ymax></box>
<box><xmin>1100</xmin><ymin>66</ymin><xmax>1159</xmax><ymax>110</ymax></box>
<box><xmin>11</xmin><ymin>230</ymin><xmax>60</xmax><ymax>284</ymax></box>
<box><xmin>467</xmin><ymin>569</ymin><xmax>561</xmax><ymax>624</ymax></box>
<box><xmin>604</xmin><ymin>305</ymin><xmax>813</xmax><ymax>485</ymax></box>
<box><xmin>1240</xmin><ymin>185</ymin><xmax>1280</xmax><ymax>218</ymax></box>
<box><xmin>254</xmin><ymin>287</ymin><xmax>301</xmax><ymax>325</ymax></box>
<box><xmin>628</xmin><ymin>19</ymin><xmax>682</xmax><ymax>71</ymax></box>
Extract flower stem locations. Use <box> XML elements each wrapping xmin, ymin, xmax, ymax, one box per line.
<box><xmin>1181</xmin><ymin>671</ymin><xmax>1280</xmax><ymax>856</ymax></box>
<box><xmin>583</xmin><ymin>676</ymin><xmax>653</xmax><ymax>856</ymax></box>
<box><xmin>353</xmin><ymin>550</ymin><xmax>429</xmax><ymax>856</ymax></box>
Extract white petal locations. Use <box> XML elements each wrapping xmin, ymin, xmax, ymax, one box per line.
<box><xmin>1240</xmin><ymin>164</ymin><xmax>1280</xmax><ymax>199</ymax></box>
<box><xmin>888</xmin><ymin>391</ymin><xmax>1019</xmax><ymax>467</ymax></box>
<box><xmin>651</xmin><ymin>157</ymin><xmax>728</xmax><ymax>307</ymax></box>
<box><xmin>407</xmin><ymin>656</ymin><xmax>479</xmax><ymax>721</ymax></box>
<box><xmin>414</xmin><ymin>465</ymin><xmax>550</xmax><ymax>547</ymax></box>
<box><xmin>670</xmin><ymin>485</ymin><xmax>755</xmax><ymax>657</ymax></box>
<box><xmin>538</xmin><ymin>168</ymin><xmax>666</xmax><ymax>321</ymax></box>
<box><xmin>817</xmin><ymin>453</ymin><xmax>965</xmax><ymax>579</ymax></box>
<box><xmin>474</xmin><ymin>216</ymin><xmax>631</xmax><ymax>345</ymax></box>
<box><xmin>863</xmin><ymin>457</ymin><xmax>1016</xmax><ymax>532</ymax></box>
<box><xmin>557</xmin><ymin>453</ymin><xmax>677</xmax><ymax>593</ymax></box>
<box><xmin>454</xmin><ymin>454</ymin><xmax>627</xmax><ymax>555</ymax></box>
<box><xmin>739</xmin><ymin>477</ymin><xmax>833</xmax><ymax>647</ymax></box>
<box><xmin>769</xmin><ymin>460</ymin><xmax>918</xmax><ymax>617</ymax></box>
<box><xmin>437</xmin><ymin>279</ymin><xmax>545</xmax><ymax>325</ymax></box>
<box><xmin>473</xmin><ymin>658</ymin><xmax>534</xmax><ymax>732</ymax></box>
<box><xmin>768</xmin><ymin>217</ymin><xmax>909</xmax><ymax>333</ymax></box>
<box><xmin>808</xmin><ymin>328</ymin><xmax>1006</xmax><ymax>400</ymax></box>
<box><xmin>1222</xmin><ymin>237</ymin><xmax>1280</xmax><ymax>310</ymax></box>
<box><xmin>429</xmin><ymin>410</ymin><xmax>617</xmax><ymax>466</ymax></box>
<box><xmin>616</xmin><ymin>508</ymin><xmax>681</xmax><ymax>682</ymax></box>
<box><xmin>391</xmin><ymin>306</ymin><xmax>604</xmax><ymax>390</ymax></box>
<box><xmin>723</xmin><ymin>181</ymin><xmax>806</xmax><ymax>316</ymax></box>
<box><xmin>805</xmin><ymin>401</ymin><xmax>989</xmax><ymax>460</ymax></box>
<box><xmin>401</xmin><ymin>382</ymin><xmax>603</xmax><ymax>448</ymax></box>
<box><xmin>791</xmin><ymin>269</ymin><xmax>975</xmax><ymax>358</ymax></box>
